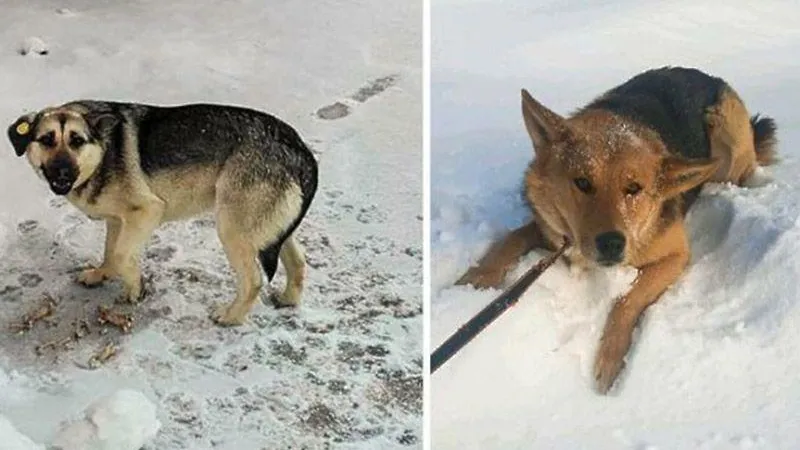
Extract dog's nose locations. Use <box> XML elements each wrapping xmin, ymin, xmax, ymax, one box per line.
<box><xmin>56</xmin><ymin>165</ymin><xmax>72</xmax><ymax>180</ymax></box>
<box><xmin>595</xmin><ymin>231</ymin><xmax>626</xmax><ymax>264</ymax></box>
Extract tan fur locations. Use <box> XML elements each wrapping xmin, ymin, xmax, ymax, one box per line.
<box><xmin>705</xmin><ymin>87</ymin><xmax>758</xmax><ymax>184</ymax></box>
<box><xmin>23</xmin><ymin>104</ymin><xmax>307</xmax><ymax>326</ymax></box>
<box><xmin>214</xmin><ymin>209</ymin><xmax>263</xmax><ymax>325</ymax></box>
<box><xmin>455</xmin><ymin>221</ymin><xmax>544</xmax><ymax>288</ymax></box>
<box><xmin>210</xmin><ymin>169</ymin><xmax>303</xmax><ymax>325</ymax></box>
<box><xmin>457</xmin><ymin>81</ymin><xmax>771</xmax><ymax>393</ymax></box>
<box><xmin>277</xmin><ymin>234</ymin><xmax>305</xmax><ymax>306</ymax></box>
<box><xmin>147</xmin><ymin>166</ymin><xmax>219</xmax><ymax>221</ymax></box>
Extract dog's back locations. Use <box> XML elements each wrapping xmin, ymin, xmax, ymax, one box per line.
<box><xmin>583</xmin><ymin>67</ymin><xmax>725</xmax><ymax>160</ymax></box>
<box><xmin>582</xmin><ymin>66</ymin><xmax>776</xmax><ymax>189</ymax></box>
<box><xmin>70</xmin><ymin>101</ymin><xmax>317</xmax><ymax>186</ymax></box>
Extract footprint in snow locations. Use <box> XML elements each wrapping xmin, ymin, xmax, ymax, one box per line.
<box><xmin>316</xmin><ymin>102</ymin><xmax>350</xmax><ymax>120</ymax></box>
<box><xmin>17</xmin><ymin>219</ymin><xmax>39</xmax><ymax>234</ymax></box>
<box><xmin>56</xmin><ymin>8</ymin><xmax>76</xmax><ymax>17</ymax></box>
<box><xmin>350</xmin><ymin>75</ymin><xmax>398</xmax><ymax>102</ymax></box>
<box><xmin>17</xmin><ymin>273</ymin><xmax>43</xmax><ymax>288</ymax></box>
<box><xmin>315</xmin><ymin>75</ymin><xmax>399</xmax><ymax>120</ymax></box>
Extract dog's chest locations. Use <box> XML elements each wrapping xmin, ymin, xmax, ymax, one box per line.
<box><xmin>65</xmin><ymin>193</ymin><xmax>107</xmax><ymax>220</ymax></box>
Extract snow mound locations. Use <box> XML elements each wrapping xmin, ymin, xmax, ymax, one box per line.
<box><xmin>51</xmin><ymin>390</ymin><xmax>160</xmax><ymax>450</ymax></box>
<box><xmin>17</xmin><ymin>37</ymin><xmax>49</xmax><ymax>56</ymax></box>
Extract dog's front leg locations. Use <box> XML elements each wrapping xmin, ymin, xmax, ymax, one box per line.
<box><xmin>593</xmin><ymin>251</ymin><xmax>688</xmax><ymax>394</ymax></box>
<box><xmin>110</xmin><ymin>199</ymin><xmax>165</xmax><ymax>303</ymax></box>
<box><xmin>455</xmin><ymin>221</ymin><xmax>545</xmax><ymax>289</ymax></box>
<box><xmin>77</xmin><ymin>217</ymin><xmax>121</xmax><ymax>287</ymax></box>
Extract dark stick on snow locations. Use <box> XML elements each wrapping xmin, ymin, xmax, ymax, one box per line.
<box><xmin>430</xmin><ymin>238</ymin><xmax>570</xmax><ymax>374</ymax></box>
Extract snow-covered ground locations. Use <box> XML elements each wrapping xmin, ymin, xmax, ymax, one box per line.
<box><xmin>0</xmin><ymin>0</ymin><xmax>421</xmax><ymax>448</ymax></box>
<box><xmin>431</xmin><ymin>1</ymin><xmax>800</xmax><ymax>449</ymax></box>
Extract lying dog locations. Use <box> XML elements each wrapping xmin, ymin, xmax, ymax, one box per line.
<box><xmin>456</xmin><ymin>67</ymin><xmax>777</xmax><ymax>393</ymax></box>
<box><xmin>8</xmin><ymin>101</ymin><xmax>318</xmax><ymax>326</ymax></box>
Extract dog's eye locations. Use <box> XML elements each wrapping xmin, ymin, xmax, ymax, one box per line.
<box><xmin>37</xmin><ymin>133</ymin><xmax>56</xmax><ymax>148</ymax></box>
<box><xmin>573</xmin><ymin>177</ymin><xmax>594</xmax><ymax>194</ymax></box>
<box><xmin>624</xmin><ymin>182</ymin><xmax>642</xmax><ymax>196</ymax></box>
<box><xmin>70</xmin><ymin>133</ymin><xmax>86</xmax><ymax>148</ymax></box>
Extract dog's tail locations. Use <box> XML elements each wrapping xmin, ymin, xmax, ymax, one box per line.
<box><xmin>257</xmin><ymin>169</ymin><xmax>318</xmax><ymax>282</ymax></box>
<box><xmin>257</xmin><ymin>187</ymin><xmax>317</xmax><ymax>281</ymax></box>
<box><xmin>258</xmin><ymin>243</ymin><xmax>283</xmax><ymax>282</ymax></box>
<box><xmin>255</xmin><ymin>115</ymin><xmax>319</xmax><ymax>281</ymax></box>
<box><xmin>750</xmin><ymin>114</ymin><xmax>778</xmax><ymax>166</ymax></box>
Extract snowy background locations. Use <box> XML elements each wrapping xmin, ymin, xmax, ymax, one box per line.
<box><xmin>0</xmin><ymin>0</ymin><xmax>421</xmax><ymax>448</ymax></box>
<box><xmin>431</xmin><ymin>1</ymin><xmax>800</xmax><ymax>449</ymax></box>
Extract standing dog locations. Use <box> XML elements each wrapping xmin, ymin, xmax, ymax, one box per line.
<box><xmin>7</xmin><ymin>101</ymin><xmax>318</xmax><ymax>326</ymax></box>
<box><xmin>456</xmin><ymin>67</ymin><xmax>777</xmax><ymax>393</ymax></box>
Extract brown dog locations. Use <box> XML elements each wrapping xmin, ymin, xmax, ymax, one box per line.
<box><xmin>456</xmin><ymin>67</ymin><xmax>777</xmax><ymax>393</ymax></box>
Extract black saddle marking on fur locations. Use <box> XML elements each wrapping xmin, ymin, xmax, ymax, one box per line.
<box><xmin>585</xmin><ymin>66</ymin><xmax>726</xmax><ymax>161</ymax></box>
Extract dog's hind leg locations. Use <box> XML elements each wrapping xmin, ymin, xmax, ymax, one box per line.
<box><xmin>455</xmin><ymin>220</ymin><xmax>545</xmax><ymax>289</ymax></box>
<box><xmin>211</xmin><ymin>163</ymin><xmax>304</xmax><ymax>324</ymax></box>
<box><xmin>705</xmin><ymin>86</ymin><xmax>759</xmax><ymax>185</ymax></box>
<box><xmin>212</xmin><ymin>210</ymin><xmax>263</xmax><ymax>326</ymax></box>
<box><xmin>275</xmin><ymin>234</ymin><xmax>305</xmax><ymax>307</ymax></box>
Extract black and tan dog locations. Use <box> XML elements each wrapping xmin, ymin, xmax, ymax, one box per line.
<box><xmin>457</xmin><ymin>67</ymin><xmax>777</xmax><ymax>393</ymax></box>
<box><xmin>8</xmin><ymin>100</ymin><xmax>318</xmax><ymax>326</ymax></box>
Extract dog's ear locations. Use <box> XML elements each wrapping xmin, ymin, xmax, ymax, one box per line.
<box><xmin>521</xmin><ymin>89</ymin><xmax>567</xmax><ymax>155</ymax></box>
<box><xmin>85</xmin><ymin>112</ymin><xmax>119</xmax><ymax>138</ymax></box>
<box><xmin>659</xmin><ymin>156</ymin><xmax>720</xmax><ymax>198</ymax></box>
<box><xmin>7</xmin><ymin>113</ymin><xmax>38</xmax><ymax>157</ymax></box>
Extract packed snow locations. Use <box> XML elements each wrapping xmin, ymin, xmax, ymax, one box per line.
<box><xmin>0</xmin><ymin>0</ymin><xmax>421</xmax><ymax>448</ymax></box>
<box><xmin>0</xmin><ymin>412</ymin><xmax>43</xmax><ymax>450</ymax></box>
<box><xmin>431</xmin><ymin>1</ymin><xmax>800</xmax><ymax>449</ymax></box>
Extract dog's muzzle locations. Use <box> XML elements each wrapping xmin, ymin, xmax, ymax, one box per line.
<box><xmin>595</xmin><ymin>231</ymin><xmax>626</xmax><ymax>266</ymax></box>
<box><xmin>43</xmin><ymin>157</ymin><xmax>78</xmax><ymax>196</ymax></box>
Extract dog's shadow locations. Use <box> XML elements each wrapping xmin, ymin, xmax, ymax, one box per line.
<box><xmin>684</xmin><ymin>184</ymin><xmax>782</xmax><ymax>289</ymax></box>
<box><xmin>685</xmin><ymin>194</ymin><xmax>737</xmax><ymax>262</ymax></box>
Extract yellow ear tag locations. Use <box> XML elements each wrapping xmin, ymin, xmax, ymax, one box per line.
<box><xmin>16</xmin><ymin>122</ymin><xmax>30</xmax><ymax>135</ymax></box>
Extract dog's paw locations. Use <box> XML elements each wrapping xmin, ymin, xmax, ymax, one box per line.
<box><xmin>118</xmin><ymin>276</ymin><xmax>150</xmax><ymax>304</ymax></box>
<box><xmin>76</xmin><ymin>267</ymin><xmax>108</xmax><ymax>287</ymax></box>
<box><xmin>593</xmin><ymin>331</ymin><xmax>631</xmax><ymax>394</ymax></box>
<box><xmin>211</xmin><ymin>304</ymin><xmax>247</xmax><ymax>326</ymax></box>
<box><xmin>118</xmin><ymin>289</ymin><xmax>143</xmax><ymax>305</ymax></box>
<box><xmin>270</xmin><ymin>291</ymin><xmax>301</xmax><ymax>309</ymax></box>
<box><xmin>454</xmin><ymin>266</ymin><xmax>505</xmax><ymax>289</ymax></box>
